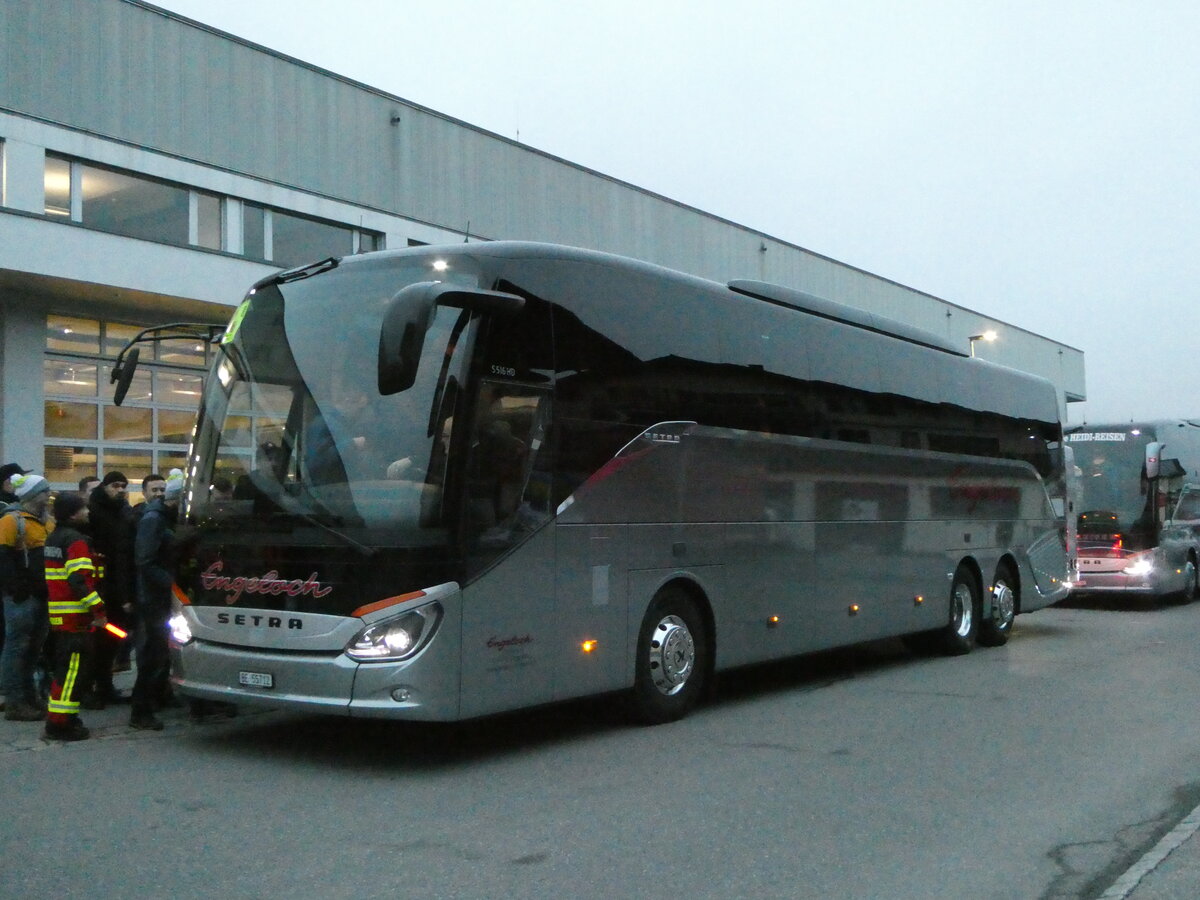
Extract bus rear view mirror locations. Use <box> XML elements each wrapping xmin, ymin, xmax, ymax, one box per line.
<box><xmin>378</xmin><ymin>282</ymin><xmax>525</xmax><ymax>395</ymax></box>
<box><xmin>379</xmin><ymin>283</ymin><xmax>438</xmax><ymax>395</ymax></box>
<box><xmin>111</xmin><ymin>346</ymin><xmax>141</xmax><ymax>407</ymax></box>
<box><xmin>1145</xmin><ymin>441</ymin><xmax>1164</xmax><ymax>479</ymax></box>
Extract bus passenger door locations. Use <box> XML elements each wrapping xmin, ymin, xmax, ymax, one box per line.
<box><xmin>458</xmin><ymin>380</ymin><xmax>558</xmax><ymax>718</ymax></box>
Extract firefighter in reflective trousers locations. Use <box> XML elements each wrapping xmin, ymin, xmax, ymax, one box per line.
<box><xmin>42</xmin><ymin>493</ymin><xmax>107</xmax><ymax>742</ymax></box>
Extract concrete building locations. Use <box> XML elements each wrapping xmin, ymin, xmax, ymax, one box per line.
<box><xmin>0</xmin><ymin>0</ymin><xmax>1085</xmax><ymax>494</ymax></box>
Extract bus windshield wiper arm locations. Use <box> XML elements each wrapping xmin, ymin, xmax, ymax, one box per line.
<box><xmin>248</xmin><ymin>472</ymin><xmax>376</xmax><ymax>557</ymax></box>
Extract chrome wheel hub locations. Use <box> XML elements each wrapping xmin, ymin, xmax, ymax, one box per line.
<box><xmin>952</xmin><ymin>583</ymin><xmax>974</xmax><ymax>638</ymax></box>
<box><xmin>992</xmin><ymin>580</ymin><xmax>1015</xmax><ymax>629</ymax></box>
<box><xmin>648</xmin><ymin>615</ymin><xmax>695</xmax><ymax>696</ymax></box>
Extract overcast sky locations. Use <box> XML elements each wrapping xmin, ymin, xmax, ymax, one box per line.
<box><xmin>150</xmin><ymin>0</ymin><xmax>1200</xmax><ymax>425</ymax></box>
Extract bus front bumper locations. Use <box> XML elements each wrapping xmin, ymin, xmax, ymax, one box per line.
<box><xmin>170</xmin><ymin>638</ymin><xmax>460</xmax><ymax>721</ymax></box>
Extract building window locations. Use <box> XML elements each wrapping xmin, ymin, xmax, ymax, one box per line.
<box><xmin>358</xmin><ymin>230</ymin><xmax>384</xmax><ymax>253</ymax></box>
<box><xmin>43</xmin><ymin>314</ymin><xmax>209</xmax><ymax>500</ymax></box>
<box><xmin>195</xmin><ymin>191</ymin><xmax>223</xmax><ymax>250</ymax></box>
<box><xmin>270</xmin><ymin>209</ymin><xmax>353</xmax><ymax>267</ymax></box>
<box><xmin>243</xmin><ymin>202</ymin><xmax>266</xmax><ymax>259</ymax></box>
<box><xmin>44</xmin><ymin>155</ymin><xmax>72</xmax><ymax>217</ymax></box>
<box><xmin>80</xmin><ymin>163</ymin><xmax>190</xmax><ymax>244</ymax></box>
<box><xmin>40</xmin><ymin>154</ymin><xmax>381</xmax><ymax>263</ymax></box>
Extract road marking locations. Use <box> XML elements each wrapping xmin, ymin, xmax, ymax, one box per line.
<box><xmin>1099</xmin><ymin>802</ymin><xmax>1200</xmax><ymax>898</ymax></box>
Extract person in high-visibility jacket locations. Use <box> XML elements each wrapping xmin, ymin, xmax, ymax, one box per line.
<box><xmin>43</xmin><ymin>492</ymin><xmax>107</xmax><ymax>742</ymax></box>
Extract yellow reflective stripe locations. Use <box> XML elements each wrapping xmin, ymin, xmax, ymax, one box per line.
<box><xmin>59</xmin><ymin>651</ymin><xmax>82</xmax><ymax>705</ymax></box>
<box><xmin>48</xmin><ymin>601</ymin><xmax>92</xmax><ymax>614</ymax></box>
<box><xmin>49</xmin><ymin>617</ymin><xmax>62</xmax><ymax>626</ymax></box>
<box><xmin>48</xmin><ymin>697</ymin><xmax>80</xmax><ymax>714</ymax></box>
<box><xmin>64</xmin><ymin>558</ymin><xmax>95</xmax><ymax>575</ymax></box>
<box><xmin>81</xmin><ymin>592</ymin><xmax>102</xmax><ymax>608</ymax></box>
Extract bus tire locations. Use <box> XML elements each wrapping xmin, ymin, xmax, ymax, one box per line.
<box><xmin>1177</xmin><ymin>555</ymin><xmax>1198</xmax><ymax>604</ymax></box>
<box><xmin>936</xmin><ymin>566</ymin><xmax>979</xmax><ymax>656</ymax></box>
<box><xmin>978</xmin><ymin>563</ymin><xmax>1017</xmax><ymax>647</ymax></box>
<box><xmin>630</xmin><ymin>587</ymin><xmax>709</xmax><ymax>725</ymax></box>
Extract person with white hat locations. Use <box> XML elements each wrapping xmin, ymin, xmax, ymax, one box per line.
<box><xmin>0</xmin><ymin>473</ymin><xmax>52</xmax><ymax>721</ymax></box>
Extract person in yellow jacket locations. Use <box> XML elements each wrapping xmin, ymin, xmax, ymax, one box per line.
<box><xmin>0</xmin><ymin>473</ymin><xmax>52</xmax><ymax>721</ymax></box>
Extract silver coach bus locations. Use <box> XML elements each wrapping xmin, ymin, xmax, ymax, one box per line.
<box><xmin>1065</xmin><ymin>421</ymin><xmax>1200</xmax><ymax>601</ymax></box>
<box><xmin>143</xmin><ymin>243</ymin><xmax>1070</xmax><ymax>723</ymax></box>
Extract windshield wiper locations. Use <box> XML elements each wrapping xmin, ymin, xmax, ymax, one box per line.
<box><xmin>271</xmin><ymin>257</ymin><xmax>340</xmax><ymax>284</ymax></box>
<box><xmin>244</xmin><ymin>470</ymin><xmax>376</xmax><ymax>558</ymax></box>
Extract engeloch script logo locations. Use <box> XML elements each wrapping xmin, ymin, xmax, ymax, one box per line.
<box><xmin>201</xmin><ymin>560</ymin><xmax>333</xmax><ymax>606</ymax></box>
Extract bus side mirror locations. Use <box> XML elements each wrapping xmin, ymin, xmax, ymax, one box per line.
<box><xmin>379</xmin><ymin>284</ymin><xmax>439</xmax><ymax>395</ymax></box>
<box><xmin>378</xmin><ymin>282</ymin><xmax>525</xmax><ymax>395</ymax></box>
<box><xmin>111</xmin><ymin>346</ymin><xmax>141</xmax><ymax>407</ymax></box>
<box><xmin>1145</xmin><ymin>442</ymin><xmax>1164</xmax><ymax>479</ymax></box>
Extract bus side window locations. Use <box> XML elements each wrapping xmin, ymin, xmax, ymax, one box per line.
<box><xmin>466</xmin><ymin>382</ymin><xmax>552</xmax><ymax>552</ymax></box>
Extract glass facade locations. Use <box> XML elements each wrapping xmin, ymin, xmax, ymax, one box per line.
<box><xmin>43</xmin><ymin>314</ymin><xmax>209</xmax><ymax>499</ymax></box>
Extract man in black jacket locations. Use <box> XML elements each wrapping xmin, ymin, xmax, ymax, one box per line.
<box><xmin>83</xmin><ymin>471</ymin><xmax>135</xmax><ymax>706</ymax></box>
<box><xmin>130</xmin><ymin>470</ymin><xmax>184</xmax><ymax>730</ymax></box>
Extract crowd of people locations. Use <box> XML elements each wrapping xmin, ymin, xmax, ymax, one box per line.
<box><xmin>0</xmin><ymin>462</ymin><xmax>188</xmax><ymax>741</ymax></box>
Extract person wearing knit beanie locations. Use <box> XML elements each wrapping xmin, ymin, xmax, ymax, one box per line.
<box><xmin>163</xmin><ymin>468</ymin><xmax>185</xmax><ymax>503</ymax></box>
<box><xmin>53</xmin><ymin>492</ymin><xmax>88</xmax><ymax>523</ymax></box>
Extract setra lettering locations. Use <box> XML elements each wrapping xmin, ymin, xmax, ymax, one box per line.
<box><xmin>216</xmin><ymin>611</ymin><xmax>303</xmax><ymax>630</ymax></box>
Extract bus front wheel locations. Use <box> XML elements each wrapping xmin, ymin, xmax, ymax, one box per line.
<box><xmin>937</xmin><ymin>567</ymin><xmax>980</xmax><ymax>656</ymax></box>
<box><xmin>630</xmin><ymin>587</ymin><xmax>709</xmax><ymax>725</ymax></box>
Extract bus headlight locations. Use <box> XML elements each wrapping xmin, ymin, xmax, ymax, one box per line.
<box><xmin>1123</xmin><ymin>556</ymin><xmax>1154</xmax><ymax>577</ymax></box>
<box><xmin>169</xmin><ymin>612</ymin><xmax>194</xmax><ymax>645</ymax></box>
<box><xmin>346</xmin><ymin>603</ymin><xmax>442</xmax><ymax>662</ymax></box>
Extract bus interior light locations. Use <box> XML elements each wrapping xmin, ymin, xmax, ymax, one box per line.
<box><xmin>767</xmin><ymin>615</ymin><xmax>780</xmax><ymax>628</ymax></box>
<box><xmin>849</xmin><ymin>604</ymin><xmax>860</xmax><ymax>616</ymax></box>
<box><xmin>914</xmin><ymin>596</ymin><xmax>924</xmax><ymax>605</ymax></box>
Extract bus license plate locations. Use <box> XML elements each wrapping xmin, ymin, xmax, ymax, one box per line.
<box><xmin>238</xmin><ymin>671</ymin><xmax>274</xmax><ymax>688</ymax></box>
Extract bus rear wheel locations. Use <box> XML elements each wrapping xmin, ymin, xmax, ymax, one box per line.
<box><xmin>630</xmin><ymin>587</ymin><xmax>709</xmax><ymax>725</ymax></box>
<box><xmin>978</xmin><ymin>564</ymin><xmax>1017</xmax><ymax>647</ymax></box>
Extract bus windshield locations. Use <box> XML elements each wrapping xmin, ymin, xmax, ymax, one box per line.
<box><xmin>1070</xmin><ymin>431</ymin><xmax>1154</xmax><ymax>537</ymax></box>
<box><xmin>191</xmin><ymin>255</ymin><xmax>480</xmax><ymax>547</ymax></box>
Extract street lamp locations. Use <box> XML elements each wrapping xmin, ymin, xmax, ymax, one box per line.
<box><xmin>969</xmin><ymin>329</ymin><xmax>998</xmax><ymax>357</ymax></box>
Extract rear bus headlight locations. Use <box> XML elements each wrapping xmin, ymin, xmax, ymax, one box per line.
<box><xmin>346</xmin><ymin>603</ymin><xmax>442</xmax><ymax>662</ymax></box>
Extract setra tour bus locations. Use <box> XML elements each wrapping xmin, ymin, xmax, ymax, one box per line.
<box><xmin>1065</xmin><ymin>420</ymin><xmax>1200</xmax><ymax>601</ymax></box>
<box><xmin>119</xmin><ymin>242</ymin><xmax>1073</xmax><ymax>724</ymax></box>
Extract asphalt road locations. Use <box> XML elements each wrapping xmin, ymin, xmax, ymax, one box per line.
<box><xmin>3</xmin><ymin>600</ymin><xmax>1199</xmax><ymax>899</ymax></box>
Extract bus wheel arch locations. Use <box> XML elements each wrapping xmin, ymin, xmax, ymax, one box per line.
<box><xmin>629</xmin><ymin>580</ymin><xmax>713</xmax><ymax>725</ymax></box>
<box><xmin>979</xmin><ymin>557</ymin><xmax>1019</xmax><ymax>647</ymax></box>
